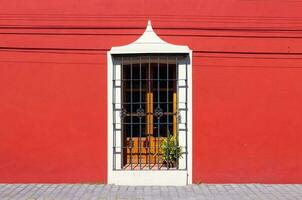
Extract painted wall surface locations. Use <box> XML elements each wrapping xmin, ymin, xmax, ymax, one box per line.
<box><xmin>0</xmin><ymin>0</ymin><xmax>302</xmax><ymax>183</ymax></box>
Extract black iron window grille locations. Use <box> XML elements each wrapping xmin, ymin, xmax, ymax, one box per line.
<box><xmin>112</xmin><ymin>54</ymin><xmax>188</xmax><ymax>170</ymax></box>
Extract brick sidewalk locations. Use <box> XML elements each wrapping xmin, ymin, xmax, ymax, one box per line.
<box><xmin>0</xmin><ymin>184</ymin><xmax>301</xmax><ymax>200</ymax></box>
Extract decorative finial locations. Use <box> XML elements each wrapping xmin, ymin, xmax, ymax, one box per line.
<box><xmin>146</xmin><ymin>20</ymin><xmax>153</xmax><ymax>31</ymax></box>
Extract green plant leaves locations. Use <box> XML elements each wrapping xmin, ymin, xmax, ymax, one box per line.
<box><xmin>160</xmin><ymin>135</ymin><xmax>183</xmax><ymax>167</ymax></box>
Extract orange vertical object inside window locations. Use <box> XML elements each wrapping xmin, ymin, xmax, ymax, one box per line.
<box><xmin>146</xmin><ymin>92</ymin><xmax>153</xmax><ymax>135</ymax></box>
<box><xmin>173</xmin><ymin>92</ymin><xmax>177</xmax><ymax>137</ymax></box>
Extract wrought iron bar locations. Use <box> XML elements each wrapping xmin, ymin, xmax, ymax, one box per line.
<box><xmin>166</xmin><ymin>56</ymin><xmax>170</xmax><ymax>170</ymax></box>
<box><xmin>185</xmin><ymin>55</ymin><xmax>188</xmax><ymax>170</ymax></box>
<box><xmin>130</xmin><ymin>57</ymin><xmax>133</xmax><ymax>170</ymax></box>
<box><xmin>121</xmin><ymin>57</ymin><xmax>124</xmax><ymax>169</ymax></box>
<box><xmin>176</xmin><ymin>56</ymin><xmax>179</xmax><ymax>170</ymax></box>
<box><xmin>139</xmin><ymin>56</ymin><xmax>142</xmax><ymax>170</ymax></box>
<box><xmin>148</xmin><ymin>56</ymin><xmax>151</xmax><ymax>170</ymax></box>
<box><xmin>157</xmin><ymin>56</ymin><xmax>160</xmax><ymax>169</ymax></box>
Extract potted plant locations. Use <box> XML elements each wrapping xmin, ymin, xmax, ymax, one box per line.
<box><xmin>160</xmin><ymin>134</ymin><xmax>183</xmax><ymax>168</ymax></box>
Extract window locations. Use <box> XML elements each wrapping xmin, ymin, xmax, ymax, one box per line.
<box><xmin>108</xmin><ymin>20</ymin><xmax>192</xmax><ymax>185</ymax></box>
<box><xmin>112</xmin><ymin>55</ymin><xmax>188</xmax><ymax>170</ymax></box>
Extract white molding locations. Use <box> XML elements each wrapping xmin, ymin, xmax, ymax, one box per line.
<box><xmin>107</xmin><ymin>51</ymin><xmax>114</xmax><ymax>181</ymax></box>
<box><xmin>107</xmin><ymin>21</ymin><xmax>192</xmax><ymax>186</ymax></box>
<box><xmin>187</xmin><ymin>51</ymin><xmax>193</xmax><ymax>185</ymax></box>
<box><xmin>110</xmin><ymin>20</ymin><xmax>190</xmax><ymax>54</ymax></box>
<box><xmin>110</xmin><ymin>171</ymin><xmax>188</xmax><ymax>186</ymax></box>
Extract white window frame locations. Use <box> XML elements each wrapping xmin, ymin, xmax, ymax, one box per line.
<box><xmin>107</xmin><ymin>21</ymin><xmax>192</xmax><ymax>185</ymax></box>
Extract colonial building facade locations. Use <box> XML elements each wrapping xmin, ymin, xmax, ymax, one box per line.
<box><xmin>1</xmin><ymin>0</ymin><xmax>302</xmax><ymax>185</ymax></box>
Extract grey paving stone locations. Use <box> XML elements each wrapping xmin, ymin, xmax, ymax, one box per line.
<box><xmin>0</xmin><ymin>184</ymin><xmax>301</xmax><ymax>200</ymax></box>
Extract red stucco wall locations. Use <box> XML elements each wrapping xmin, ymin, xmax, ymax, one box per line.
<box><xmin>0</xmin><ymin>0</ymin><xmax>302</xmax><ymax>183</ymax></box>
